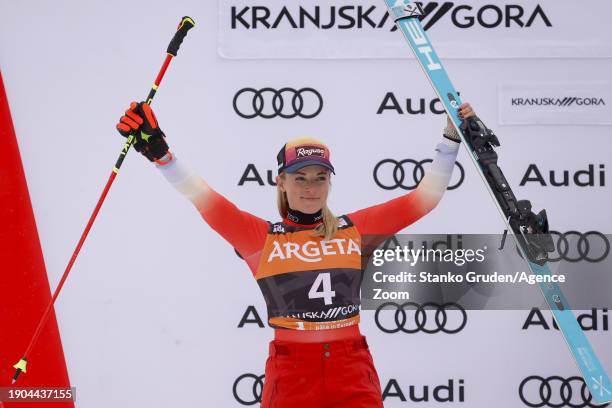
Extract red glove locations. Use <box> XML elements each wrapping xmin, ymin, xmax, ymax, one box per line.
<box><xmin>116</xmin><ymin>102</ymin><xmax>169</xmax><ymax>162</ymax></box>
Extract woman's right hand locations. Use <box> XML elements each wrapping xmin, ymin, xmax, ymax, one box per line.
<box><xmin>116</xmin><ymin>101</ymin><xmax>169</xmax><ymax>162</ymax></box>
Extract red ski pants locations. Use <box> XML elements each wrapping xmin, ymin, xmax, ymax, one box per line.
<box><xmin>260</xmin><ymin>335</ymin><xmax>384</xmax><ymax>408</ymax></box>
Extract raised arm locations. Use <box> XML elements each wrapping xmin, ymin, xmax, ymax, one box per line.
<box><xmin>348</xmin><ymin>103</ymin><xmax>474</xmax><ymax>236</ymax></box>
<box><xmin>116</xmin><ymin>102</ymin><xmax>268</xmax><ymax>273</ymax></box>
<box><xmin>348</xmin><ymin>137</ymin><xmax>458</xmax><ymax>235</ymax></box>
<box><xmin>155</xmin><ymin>154</ymin><xmax>268</xmax><ymax>267</ymax></box>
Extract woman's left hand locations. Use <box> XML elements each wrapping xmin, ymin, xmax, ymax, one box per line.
<box><xmin>447</xmin><ymin>102</ymin><xmax>475</xmax><ymax>128</ymax></box>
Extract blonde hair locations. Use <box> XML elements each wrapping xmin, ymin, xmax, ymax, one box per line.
<box><xmin>277</xmin><ymin>173</ymin><xmax>338</xmax><ymax>240</ymax></box>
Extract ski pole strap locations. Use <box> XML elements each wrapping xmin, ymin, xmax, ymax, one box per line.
<box><xmin>167</xmin><ymin>16</ymin><xmax>195</xmax><ymax>56</ymax></box>
<box><xmin>389</xmin><ymin>2</ymin><xmax>424</xmax><ymax>21</ymax></box>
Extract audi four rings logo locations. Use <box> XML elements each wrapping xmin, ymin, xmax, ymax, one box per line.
<box><xmin>374</xmin><ymin>302</ymin><xmax>467</xmax><ymax>334</ymax></box>
<box><xmin>233</xmin><ymin>87</ymin><xmax>323</xmax><ymax>119</ymax></box>
<box><xmin>373</xmin><ymin>159</ymin><xmax>465</xmax><ymax>190</ymax></box>
<box><xmin>513</xmin><ymin>231</ymin><xmax>610</xmax><ymax>263</ymax></box>
<box><xmin>233</xmin><ymin>373</ymin><xmax>265</xmax><ymax>405</ymax></box>
<box><xmin>519</xmin><ymin>376</ymin><xmax>610</xmax><ymax>408</ymax></box>
<box><xmin>547</xmin><ymin>231</ymin><xmax>610</xmax><ymax>263</ymax></box>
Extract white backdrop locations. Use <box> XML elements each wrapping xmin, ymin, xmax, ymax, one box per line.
<box><xmin>1</xmin><ymin>0</ymin><xmax>611</xmax><ymax>406</ymax></box>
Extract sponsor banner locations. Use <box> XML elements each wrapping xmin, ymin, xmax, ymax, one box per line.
<box><xmin>218</xmin><ymin>0</ymin><xmax>612</xmax><ymax>59</ymax></box>
<box><xmin>498</xmin><ymin>83</ymin><xmax>612</xmax><ymax>125</ymax></box>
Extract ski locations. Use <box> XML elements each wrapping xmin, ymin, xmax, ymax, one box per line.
<box><xmin>384</xmin><ymin>0</ymin><xmax>612</xmax><ymax>404</ymax></box>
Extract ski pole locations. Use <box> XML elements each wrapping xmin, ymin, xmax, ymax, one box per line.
<box><xmin>11</xmin><ymin>16</ymin><xmax>195</xmax><ymax>385</ymax></box>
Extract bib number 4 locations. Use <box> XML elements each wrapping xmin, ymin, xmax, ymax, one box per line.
<box><xmin>308</xmin><ymin>272</ymin><xmax>336</xmax><ymax>305</ymax></box>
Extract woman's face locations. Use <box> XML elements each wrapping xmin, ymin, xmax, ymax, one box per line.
<box><xmin>277</xmin><ymin>165</ymin><xmax>331</xmax><ymax>214</ymax></box>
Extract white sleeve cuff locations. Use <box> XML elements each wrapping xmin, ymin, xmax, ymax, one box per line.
<box><xmin>436</xmin><ymin>137</ymin><xmax>460</xmax><ymax>154</ymax></box>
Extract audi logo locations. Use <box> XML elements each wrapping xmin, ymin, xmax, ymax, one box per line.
<box><xmin>519</xmin><ymin>375</ymin><xmax>610</xmax><ymax>408</ymax></box>
<box><xmin>512</xmin><ymin>231</ymin><xmax>610</xmax><ymax>263</ymax></box>
<box><xmin>374</xmin><ymin>302</ymin><xmax>467</xmax><ymax>334</ymax></box>
<box><xmin>233</xmin><ymin>87</ymin><xmax>323</xmax><ymax>119</ymax></box>
<box><xmin>547</xmin><ymin>231</ymin><xmax>610</xmax><ymax>263</ymax></box>
<box><xmin>233</xmin><ymin>373</ymin><xmax>265</xmax><ymax>405</ymax></box>
<box><xmin>373</xmin><ymin>159</ymin><xmax>465</xmax><ymax>190</ymax></box>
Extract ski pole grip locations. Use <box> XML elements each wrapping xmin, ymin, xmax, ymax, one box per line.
<box><xmin>167</xmin><ymin>16</ymin><xmax>195</xmax><ymax>56</ymax></box>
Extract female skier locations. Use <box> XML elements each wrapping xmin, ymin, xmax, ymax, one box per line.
<box><xmin>116</xmin><ymin>100</ymin><xmax>475</xmax><ymax>407</ymax></box>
